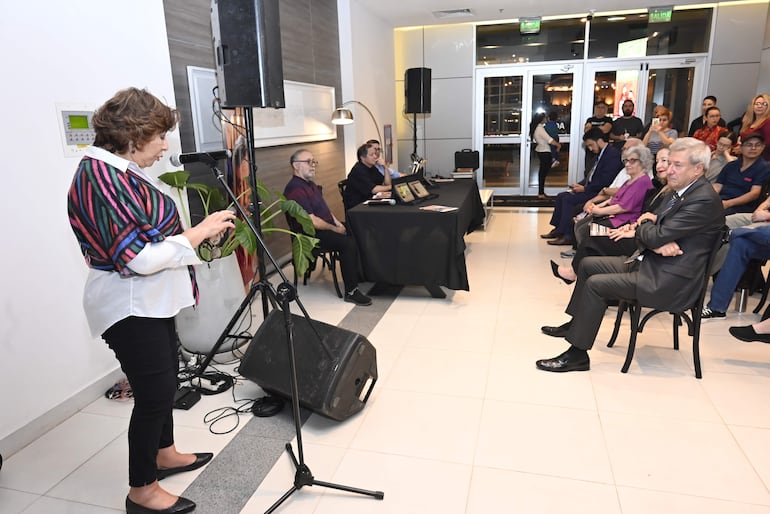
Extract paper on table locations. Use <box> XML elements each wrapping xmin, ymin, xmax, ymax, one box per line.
<box><xmin>420</xmin><ymin>205</ymin><xmax>458</xmax><ymax>212</ymax></box>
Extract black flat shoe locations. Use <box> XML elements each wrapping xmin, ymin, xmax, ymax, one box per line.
<box><xmin>126</xmin><ymin>496</ymin><xmax>196</xmax><ymax>514</ymax></box>
<box><xmin>540</xmin><ymin>229</ymin><xmax>561</xmax><ymax>239</ymax></box>
<box><xmin>729</xmin><ymin>325</ymin><xmax>770</xmax><ymax>343</ymax></box>
<box><xmin>541</xmin><ymin>321</ymin><xmax>572</xmax><ymax>338</ymax></box>
<box><xmin>157</xmin><ymin>453</ymin><xmax>213</xmax><ymax>480</ymax></box>
<box><xmin>547</xmin><ymin>236</ymin><xmax>574</xmax><ymax>246</ymax></box>
<box><xmin>536</xmin><ymin>350</ymin><xmax>590</xmax><ymax>373</ymax></box>
<box><xmin>550</xmin><ymin>260</ymin><xmax>574</xmax><ymax>285</ymax></box>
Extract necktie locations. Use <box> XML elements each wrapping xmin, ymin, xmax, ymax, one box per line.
<box><xmin>657</xmin><ymin>192</ymin><xmax>681</xmax><ymax>222</ymax></box>
<box><xmin>585</xmin><ymin>161</ymin><xmax>598</xmax><ymax>183</ymax></box>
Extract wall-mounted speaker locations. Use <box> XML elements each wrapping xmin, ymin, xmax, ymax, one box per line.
<box><xmin>211</xmin><ymin>0</ymin><xmax>285</xmax><ymax>108</ymax></box>
<box><xmin>239</xmin><ymin>310</ymin><xmax>378</xmax><ymax>421</ymax></box>
<box><xmin>405</xmin><ymin>67</ymin><xmax>431</xmax><ymax>114</ymax></box>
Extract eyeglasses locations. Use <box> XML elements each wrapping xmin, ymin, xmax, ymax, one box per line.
<box><xmin>622</xmin><ymin>158</ymin><xmax>640</xmax><ymax>165</ymax></box>
<box><xmin>742</xmin><ymin>142</ymin><xmax>764</xmax><ymax>149</ymax></box>
<box><xmin>292</xmin><ymin>159</ymin><xmax>319</xmax><ymax>166</ymax></box>
<box><xmin>755</xmin><ymin>102</ymin><xmax>769</xmax><ymax>107</ymax></box>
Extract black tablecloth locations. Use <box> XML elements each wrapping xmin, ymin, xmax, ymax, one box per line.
<box><xmin>346</xmin><ymin>180</ymin><xmax>485</xmax><ymax>291</ymax></box>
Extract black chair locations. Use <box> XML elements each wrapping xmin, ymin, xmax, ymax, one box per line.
<box><xmin>338</xmin><ymin>179</ymin><xmax>348</xmax><ymax>207</ymax></box>
<box><xmin>606</xmin><ymin>227</ymin><xmax>727</xmax><ymax>378</ymax></box>
<box><xmin>293</xmin><ymin>245</ymin><xmax>342</xmax><ymax>298</ymax></box>
<box><xmin>285</xmin><ymin>209</ymin><xmax>343</xmax><ymax>299</ymax></box>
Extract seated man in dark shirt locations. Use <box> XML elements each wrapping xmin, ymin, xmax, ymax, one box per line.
<box><xmin>713</xmin><ymin>132</ymin><xmax>770</xmax><ymax>215</ymax></box>
<box><xmin>283</xmin><ymin>149</ymin><xmax>372</xmax><ymax>306</ymax></box>
<box><xmin>343</xmin><ymin>142</ymin><xmax>392</xmax><ymax>210</ymax></box>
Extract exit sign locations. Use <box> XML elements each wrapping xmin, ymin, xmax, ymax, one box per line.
<box><xmin>520</xmin><ymin>17</ymin><xmax>541</xmax><ymax>34</ymax></box>
<box><xmin>648</xmin><ymin>6</ymin><xmax>673</xmax><ymax>23</ymax></box>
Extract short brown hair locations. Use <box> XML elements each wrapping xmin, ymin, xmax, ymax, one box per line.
<box><xmin>92</xmin><ymin>87</ymin><xmax>178</xmax><ymax>153</ymax></box>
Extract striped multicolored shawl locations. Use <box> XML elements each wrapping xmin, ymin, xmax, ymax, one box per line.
<box><xmin>68</xmin><ymin>156</ymin><xmax>197</xmax><ymax>299</ymax></box>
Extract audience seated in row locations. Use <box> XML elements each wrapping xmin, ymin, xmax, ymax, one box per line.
<box><xmin>537</xmin><ymin>138</ymin><xmax>725</xmax><ymax>373</ymax></box>
<box><xmin>551</xmin><ymin>146</ymin><xmax>664</xmax><ymax>284</ymax></box>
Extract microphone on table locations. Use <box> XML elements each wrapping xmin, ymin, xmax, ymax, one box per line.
<box><xmin>169</xmin><ymin>149</ymin><xmax>231</xmax><ymax>167</ymax></box>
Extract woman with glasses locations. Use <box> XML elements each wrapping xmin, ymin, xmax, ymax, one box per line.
<box><xmin>642</xmin><ymin>106</ymin><xmax>677</xmax><ymax>160</ymax></box>
<box><xmin>551</xmin><ymin>146</ymin><xmax>657</xmax><ymax>283</ymax></box>
<box><xmin>739</xmin><ymin>94</ymin><xmax>770</xmax><ymax>161</ymax></box>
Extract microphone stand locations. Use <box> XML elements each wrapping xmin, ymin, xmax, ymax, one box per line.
<box><xmin>195</xmin><ymin>143</ymin><xmax>384</xmax><ymax>512</ymax></box>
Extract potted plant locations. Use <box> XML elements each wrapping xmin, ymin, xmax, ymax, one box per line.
<box><xmin>158</xmin><ymin>170</ymin><xmax>319</xmax><ymax>355</ymax></box>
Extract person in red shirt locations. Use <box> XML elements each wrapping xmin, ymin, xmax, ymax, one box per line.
<box><xmin>693</xmin><ymin>106</ymin><xmax>728</xmax><ymax>151</ymax></box>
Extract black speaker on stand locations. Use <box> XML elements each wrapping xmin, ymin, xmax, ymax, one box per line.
<box><xmin>199</xmin><ymin>3</ymin><xmax>384</xmax><ymax>511</ymax></box>
<box><xmin>404</xmin><ymin>67</ymin><xmax>431</xmax><ymax>162</ymax></box>
<box><xmin>211</xmin><ymin>0</ymin><xmax>285</xmax><ymax>108</ymax></box>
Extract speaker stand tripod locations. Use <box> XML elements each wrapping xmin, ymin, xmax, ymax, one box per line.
<box><xmin>193</xmin><ymin>134</ymin><xmax>384</xmax><ymax>512</ymax></box>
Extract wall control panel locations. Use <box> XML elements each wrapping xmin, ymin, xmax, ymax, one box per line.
<box><xmin>57</xmin><ymin>104</ymin><xmax>96</xmax><ymax>157</ymax></box>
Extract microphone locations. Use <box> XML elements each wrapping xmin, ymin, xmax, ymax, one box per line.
<box><xmin>169</xmin><ymin>149</ymin><xmax>231</xmax><ymax>167</ymax></box>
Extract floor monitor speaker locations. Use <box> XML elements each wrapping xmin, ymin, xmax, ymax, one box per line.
<box><xmin>211</xmin><ymin>0</ymin><xmax>285</xmax><ymax>108</ymax></box>
<box><xmin>240</xmin><ymin>310</ymin><xmax>378</xmax><ymax>421</ymax></box>
<box><xmin>405</xmin><ymin>67</ymin><xmax>431</xmax><ymax>114</ymax></box>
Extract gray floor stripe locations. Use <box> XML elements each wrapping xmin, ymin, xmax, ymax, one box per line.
<box><xmin>182</xmin><ymin>284</ymin><xmax>399</xmax><ymax>513</ymax></box>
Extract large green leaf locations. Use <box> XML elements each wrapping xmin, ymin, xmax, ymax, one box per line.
<box><xmin>282</xmin><ymin>199</ymin><xmax>316</xmax><ymax>236</ymax></box>
<box><xmin>291</xmin><ymin>233</ymin><xmax>320</xmax><ymax>277</ymax></box>
<box><xmin>158</xmin><ymin>170</ymin><xmax>190</xmax><ymax>188</ymax></box>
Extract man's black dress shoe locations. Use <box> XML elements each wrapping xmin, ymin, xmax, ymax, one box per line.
<box><xmin>540</xmin><ymin>229</ymin><xmax>561</xmax><ymax>239</ymax></box>
<box><xmin>536</xmin><ymin>350</ymin><xmax>590</xmax><ymax>373</ymax></box>
<box><xmin>541</xmin><ymin>321</ymin><xmax>572</xmax><ymax>338</ymax></box>
<box><xmin>157</xmin><ymin>453</ymin><xmax>213</xmax><ymax>480</ymax></box>
<box><xmin>729</xmin><ymin>325</ymin><xmax>770</xmax><ymax>343</ymax></box>
<box><xmin>126</xmin><ymin>496</ymin><xmax>196</xmax><ymax>514</ymax></box>
<box><xmin>550</xmin><ymin>260</ymin><xmax>574</xmax><ymax>285</ymax></box>
<box><xmin>547</xmin><ymin>236</ymin><xmax>574</xmax><ymax>246</ymax></box>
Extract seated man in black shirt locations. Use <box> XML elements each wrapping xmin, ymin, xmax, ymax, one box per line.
<box><xmin>343</xmin><ymin>142</ymin><xmax>392</xmax><ymax>210</ymax></box>
<box><xmin>284</xmin><ymin>149</ymin><xmax>372</xmax><ymax>306</ymax></box>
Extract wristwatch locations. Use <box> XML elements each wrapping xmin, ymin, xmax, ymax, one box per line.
<box><xmin>639</xmin><ymin>218</ymin><xmax>653</xmax><ymax>226</ymax></box>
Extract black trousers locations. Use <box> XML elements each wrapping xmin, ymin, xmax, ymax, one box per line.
<box><xmin>315</xmin><ymin>228</ymin><xmax>360</xmax><ymax>293</ymax></box>
<box><xmin>103</xmin><ymin>316</ymin><xmax>178</xmax><ymax>487</ymax></box>
<box><xmin>565</xmin><ymin>256</ymin><xmax>639</xmax><ymax>350</ymax></box>
<box><xmin>536</xmin><ymin>151</ymin><xmax>552</xmax><ymax>195</ymax></box>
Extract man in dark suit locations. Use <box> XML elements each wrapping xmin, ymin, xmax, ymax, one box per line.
<box><xmin>541</xmin><ymin>128</ymin><xmax>623</xmax><ymax>245</ymax></box>
<box><xmin>537</xmin><ymin>138</ymin><xmax>725</xmax><ymax>372</ymax></box>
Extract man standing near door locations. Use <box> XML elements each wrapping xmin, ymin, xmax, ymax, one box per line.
<box><xmin>584</xmin><ymin>102</ymin><xmax>613</xmax><ymax>171</ymax></box>
<box><xmin>609</xmin><ymin>100</ymin><xmax>644</xmax><ymax>151</ymax></box>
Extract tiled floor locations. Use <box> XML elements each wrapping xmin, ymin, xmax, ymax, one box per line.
<box><xmin>3</xmin><ymin>207</ymin><xmax>770</xmax><ymax>513</ymax></box>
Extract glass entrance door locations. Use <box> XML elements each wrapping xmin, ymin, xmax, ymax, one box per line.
<box><xmin>475</xmin><ymin>64</ymin><xmax>583</xmax><ymax>196</ymax></box>
<box><xmin>582</xmin><ymin>57</ymin><xmax>706</xmax><ymax>174</ymax></box>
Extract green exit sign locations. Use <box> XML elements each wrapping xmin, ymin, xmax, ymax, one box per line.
<box><xmin>648</xmin><ymin>6</ymin><xmax>673</xmax><ymax>23</ymax></box>
<box><xmin>520</xmin><ymin>17</ymin><xmax>541</xmax><ymax>34</ymax></box>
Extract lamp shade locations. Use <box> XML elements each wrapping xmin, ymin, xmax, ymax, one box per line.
<box><xmin>331</xmin><ymin>108</ymin><xmax>354</xmax><ymax>125</ymax></box>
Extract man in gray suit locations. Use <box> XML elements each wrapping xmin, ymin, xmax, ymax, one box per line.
<box><xmin>537</xmin><ymin>138</ymin><xmax>725</xmax><ymax>372</ymax></box>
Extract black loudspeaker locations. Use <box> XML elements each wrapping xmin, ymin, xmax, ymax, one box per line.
<box><xmin>405</xmin><ymin>67</ymin><xmax>431</xmax><ymax>114</ymax></box>
<box><xmin>240</xmin><ymin>310</ymin><xmax>378</xmax><ymax>421</ymax></box>
<box><xmin>210</xmin><ymin>0</ymin><xmax>285</xmax><ymax>108</ymax></box>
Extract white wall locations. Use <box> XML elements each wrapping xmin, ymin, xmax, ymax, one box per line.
<box><xmin>337</xmin><ymin>0</ymin><xmax>396</xmax><ymax>172</ymax></box>
<box><xmin>0</xmin><ymin>0</ymin><xmax>183</xmax><ymax>456</ymax></box>
<box><xmin>707</xmin><ymin>2</ymin><xmax>769</xmax><ymax>122</ymax></box>
<box><xmin>758</xmin><ymin>3</ymin><xmax>770</xmax><ymax>95</ymax></box>
<box><xmin>394</xmin><ymin>24</ymin><xmax>475</xmax><ymax>176</ymax></box>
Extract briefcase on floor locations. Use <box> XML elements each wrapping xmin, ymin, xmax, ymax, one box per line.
<box><xmin>454</xmin><ymin>149</ymin><xmax>479</xmax><ymax>171</ymax></box>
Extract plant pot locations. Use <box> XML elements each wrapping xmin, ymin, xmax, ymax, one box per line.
<box><xmin>175</xmin><ymin>253</ymin><xmax>251</xmax><ymax>356</ymax></box>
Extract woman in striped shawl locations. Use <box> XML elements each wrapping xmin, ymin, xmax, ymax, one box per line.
<box><xmin>67</xmin><ymin>88</ymin><xmax>234</xmax><ymax>514</ymax></box>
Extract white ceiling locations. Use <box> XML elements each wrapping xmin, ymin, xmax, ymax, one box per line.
<box><xmin>355</xmin><ymin>0</ymin><xmax>712</xmax><ymax>27</ymax></box>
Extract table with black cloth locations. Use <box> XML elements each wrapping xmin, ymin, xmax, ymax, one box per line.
<box><xmin>346</xmin><ymin>179</ymin><xmax>485</xmax><ymax>298</ymax></box>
